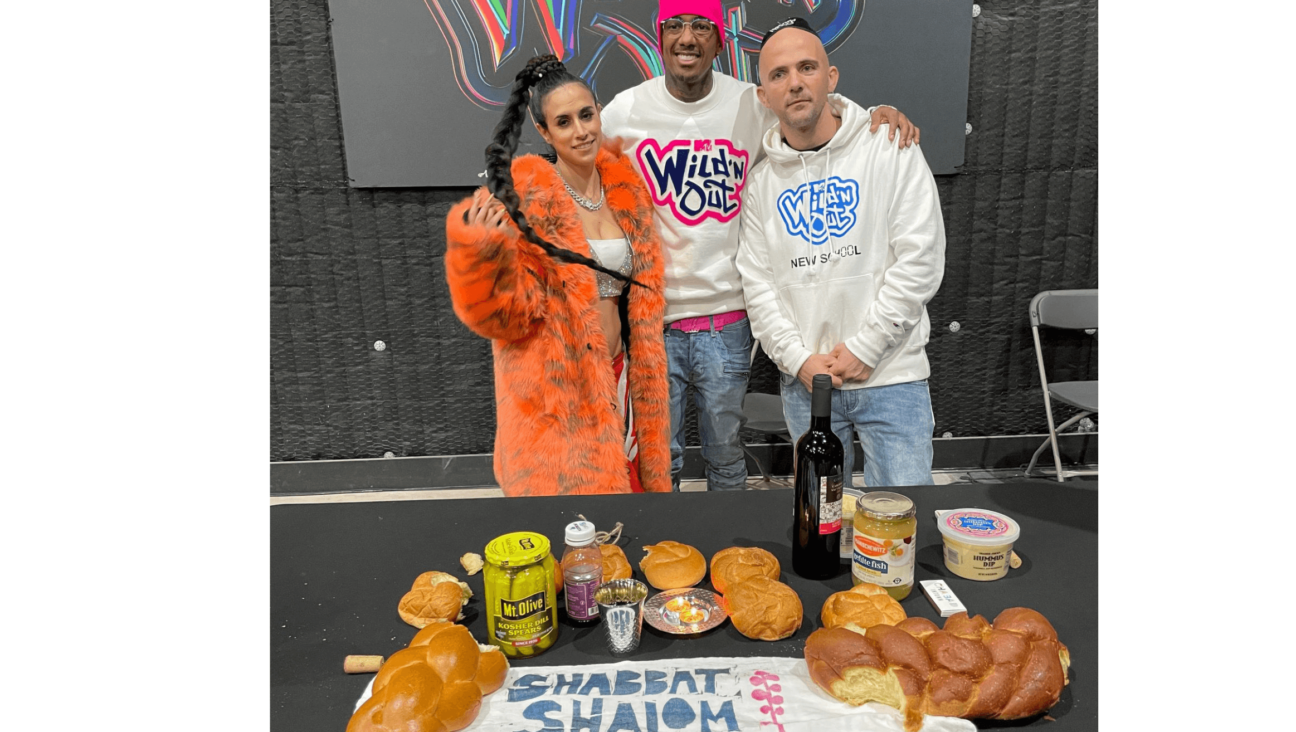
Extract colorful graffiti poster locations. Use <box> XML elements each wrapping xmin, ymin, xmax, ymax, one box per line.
<box><xmin>327</xmin><ymin>0</ymin><xmax>972</xmax><ymax>186</ymax></box>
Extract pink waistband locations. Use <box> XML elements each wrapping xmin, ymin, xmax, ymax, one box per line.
<box><xmin>668</xmin><ymin>310</ymin><xmax>747</xmax><ymax>333</ymax></box>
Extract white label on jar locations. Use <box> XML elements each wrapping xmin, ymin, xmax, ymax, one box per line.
<box><xmin>839</xmin><ymin>493</ymin><xmax>858</xmax><ymax>558</ymax></box>
<box><xmin>852</xmin><ymin>528</ymin><xmax>915</xmax><ymax>587</ymax></box>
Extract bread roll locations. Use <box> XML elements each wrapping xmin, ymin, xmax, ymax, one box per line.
<box><xmin>347</xmin><ymin>623</ymin><xmax>509</xmax><ymax>732</ymax></box>
<box><xmin>722</xmin><ymin>576</ymin><xmax>803</xmax><ymax>641</ymax></box>
<box><xmin>709</xmin><ymin>546</ymin><xmax>780</xmax><ymax>594</ymax></box>
<box><xmin>820</xmin><ymin>583</ymin><xmax>907</xmax><ymax>630</ymax></box>
<box><xmin>600</xmin><ymin>544</ymin><xmax>633</xmax><ymax>581</ymax></box>
<box><xmin>398</xmin><ymin>571</ymin><xmax>472</xmax><ymax>628</ymax></box>
<box><xmin>803</xmin><ymin>608</ymin><xmax>1070</xmax><ymax>731</ymax></box>
<box><xmin>639</xmin><ymin>541</ymin><xmax>706</xmax><ymax>590</ymax></box>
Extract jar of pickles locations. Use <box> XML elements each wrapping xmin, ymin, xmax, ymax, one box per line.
<box><xmin>851</xmin><ymin>492</ymin><xmax>917</xmax><ymax>600</ymax></box>
<box><xmin>483</xmin><ymin>531</ymin><xmax>559</xmax><ymax>658</ymax></box>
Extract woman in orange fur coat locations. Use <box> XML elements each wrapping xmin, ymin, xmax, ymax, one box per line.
<box><xmin>445</xmin><ymin>55</ymin><xmax>671</xmax><ymax>496</ymax></box>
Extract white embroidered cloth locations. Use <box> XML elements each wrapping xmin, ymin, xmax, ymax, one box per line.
<box><xmin>355</xmin><ymin>655</ymin><xmax>975</xmax><ymax>731</ymax></box>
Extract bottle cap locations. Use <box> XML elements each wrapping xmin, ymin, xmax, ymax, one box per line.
<box><xmin>811</xmin><ymin>373</ymin><xmax>833</xmax><ymax>415</ymax></box>
<box><xmin>565</xmin><ymin>521</ymin><xmax>597</xmax><ymax>546</ymax></box>
<box><xmin>484</xmin><ymin>531</ymin><xmax>551</xmax><ymax>566</ymax></box>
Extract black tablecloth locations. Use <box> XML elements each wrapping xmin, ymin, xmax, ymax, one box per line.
<box><xmin>271</xmin><ymin>481</ymin><xmax>1097</xmax><ymax>731</ymax></box>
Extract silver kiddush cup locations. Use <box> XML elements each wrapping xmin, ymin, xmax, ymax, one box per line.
<box><xmin>593</xmin><ymin>579</ymin><xmax>648</xmax><ymax>654</ymax></box>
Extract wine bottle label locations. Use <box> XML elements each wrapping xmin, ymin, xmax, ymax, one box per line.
<box><xmin>818</xmin><ymin>476</ymin><xmax>842</xmax><ymax>535</ymax></box>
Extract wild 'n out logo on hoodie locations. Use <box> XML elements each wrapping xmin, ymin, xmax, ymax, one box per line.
<box><xmin>777</xmin><ymin>176</ymin><xmax>860</xmax><ymax>245</ymax></box>
<box><xmin>634</xmin><ymin>139</ymin><xmax>749</xmax><ymax>225</ymax></box>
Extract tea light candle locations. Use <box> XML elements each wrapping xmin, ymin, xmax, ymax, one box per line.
<box><xmin>677</xmin><ymin>606</ymin><xmax>705</xmax><ymax>624</ymax></box>
<box><xmin>665</xmin><ymin>597</ymin><xmax>691</xmax><ymax>613</ymax></box>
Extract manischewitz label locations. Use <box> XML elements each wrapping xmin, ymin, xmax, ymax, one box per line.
<box><xmin>501</xmin><ymin>590</ymin><xmax>548</xmax><ymax>621</ymax></box>
<box><xmin>854</xmin><ymin>553</ymin><xmax>888</xmax><ymax>573</ymax></box>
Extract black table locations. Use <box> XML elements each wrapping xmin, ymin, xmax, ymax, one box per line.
<box><xmin>271</xmin><ymin>481</ymin><xmax>1097</xmax><ymax>730</ymax></box>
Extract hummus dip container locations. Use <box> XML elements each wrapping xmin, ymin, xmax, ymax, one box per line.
<box><xmin>937</xmin><ymin>509</ymin><xmax>1020</xmax><ymax>581</ymax></box>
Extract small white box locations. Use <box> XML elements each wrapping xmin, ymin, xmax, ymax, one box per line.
<box><xmin>919</xmin><ymin>579</ymin><xmax>967</xmax><ymax>617</ymax></box>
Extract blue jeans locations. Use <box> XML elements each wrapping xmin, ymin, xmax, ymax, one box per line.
<box><xmin>664</xmin><ymin>317</ymin><xmax>752</xmax><ymax>491</ymax></box>
<box><xmin>780</xmin><ymin>375</ymin><xmax>935</xmax><ymax>489</ymax></box>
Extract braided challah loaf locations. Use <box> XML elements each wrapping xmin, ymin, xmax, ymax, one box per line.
<box><xmin>804</xmin><ymin>608</ymin><xmax>1070</xmax><ymax>731</ymax></box>
<box><xmin>347</xmin><ymin>623</ymin><xmax>509</xmax><ymax>732</ymax></box>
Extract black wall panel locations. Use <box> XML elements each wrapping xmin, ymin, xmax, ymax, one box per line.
<box><xmin>270</xmin><ymin>0</ymin><xmax>1098</xmax><ymax>462</ymax></box>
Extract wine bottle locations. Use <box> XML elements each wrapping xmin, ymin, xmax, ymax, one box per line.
<box><xmin>792</xmin><ymin>373</ymin><xmax>844</xmax><ymax>579</ymax></box>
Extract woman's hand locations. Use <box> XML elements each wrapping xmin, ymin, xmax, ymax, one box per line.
<box><xmin>466</xmin><ymin>188</ymin><xmax>510</xmax><ymax>231</ymax></box>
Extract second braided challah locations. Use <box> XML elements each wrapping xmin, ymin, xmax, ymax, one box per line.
<box><xmin>804</xmin><ymin>607</ymin><xmax>1070</xmax><ymax>731</ymax></box>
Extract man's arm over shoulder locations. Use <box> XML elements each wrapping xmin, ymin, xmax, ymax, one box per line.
<box><xmin>843</xmin><ymin>145</ymin><xmax>946</xmax><ymax>367</ymax></box>
<box><xmin>865</xmin><ymin>105</ymin><xmax>920</xmax><ymax>148</ymax></box>
<box><xmin>735</xmin><ymin>179</ymin><xmax>814</xmax><ymax>379</ymax></box>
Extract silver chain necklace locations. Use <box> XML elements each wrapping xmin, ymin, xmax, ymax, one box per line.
<box><xmin>561</xmin><ymin>174</ymin><xmax>604</xmax><ymax>211</ymax></box>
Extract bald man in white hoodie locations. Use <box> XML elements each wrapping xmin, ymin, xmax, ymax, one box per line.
<box><xmin>735</xmin><ymin>18</ymin><xmax>946</xmax><ymax>488</ymax></box>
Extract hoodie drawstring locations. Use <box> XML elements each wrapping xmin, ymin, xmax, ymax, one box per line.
<box><xmin>799</xmin><ymin>148</ymin><xmax>838</xmax><ymax>264</ymax></box>
<box><xmin>824</xmin><ymin>146</ymin><xmax>835</xmax><ymax>257</ymax></box>
<box><xmin>798</xmin><ymin>155</ymin><xmax>812</xmax><ymax>264</ymax></box>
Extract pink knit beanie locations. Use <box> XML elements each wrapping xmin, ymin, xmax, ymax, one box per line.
<box><xmin>658</xmin><ymin>0</ymin><xmax>726</xmax><ymax>44</ymax></box>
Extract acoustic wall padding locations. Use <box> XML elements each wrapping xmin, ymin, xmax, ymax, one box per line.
<box><xmin>271</xmin><ymin>0</ymin><xmax>1097</xmax><ymax>462</ymax></box>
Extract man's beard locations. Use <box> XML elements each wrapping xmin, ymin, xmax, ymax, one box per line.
<box><xmin>785</xmin><ymin>99</ymin><xmax>823</xmax><ymax>134</ymax></box>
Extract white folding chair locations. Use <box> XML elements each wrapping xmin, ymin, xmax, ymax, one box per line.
<box><xmin>1025</xmin><ymin>289</ymin><xmax>1098</xmax><ymax>482</ymax></box>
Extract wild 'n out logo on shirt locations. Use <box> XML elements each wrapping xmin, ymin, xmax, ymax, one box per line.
<box><xmin>634</xmin><ymin>139</ymin><xmax>749</xmax><ymax>225</ymax></box>
<box><xmin>777</xmin><ymin>176</ymin><xmax>860</xmax><ymax>245</ymax></box>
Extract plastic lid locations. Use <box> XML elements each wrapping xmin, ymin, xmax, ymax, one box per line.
<box><xmin>564</xmin><ymin>521</ymin><xmax>596</xmax><ymax>546</ymax></box>
<box><xmin>484</xmin><ymin>531</ymin><xmax>552</xmax><ymax>566</ymax></box>
<box><xmin>936</xmin><ymin>509</ymin><xmax>1020</xmax><ymax>546</ymax></box>
<box><xmin>859</xmin><ymin>491</ymin><xmax>916</xmax><ymax>520</ymax></box>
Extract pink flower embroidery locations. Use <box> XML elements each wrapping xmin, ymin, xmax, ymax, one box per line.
<box><xmin>748</xmin><ymin>670</ymin><xmax>785</xmax><ymax>730</ymax></box>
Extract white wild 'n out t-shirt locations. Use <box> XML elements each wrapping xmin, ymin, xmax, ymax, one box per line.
<box><xmin>601</xmin><ymin>73</ymin><xmax>776</xmax><ymax>324</ymax></box>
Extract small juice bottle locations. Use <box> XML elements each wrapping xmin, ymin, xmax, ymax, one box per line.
<box><xmin>561</xmin><ymin>521</ymin><xmax>603</xmax><ymax>624</ymax></box>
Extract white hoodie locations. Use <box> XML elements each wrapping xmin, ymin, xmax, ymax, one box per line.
<box><xmin>735</xmin><ymin>94</ymin><xmax>946</xmax><ymax>390</ymax></box>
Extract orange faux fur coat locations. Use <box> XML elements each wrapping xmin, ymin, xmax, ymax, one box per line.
<box><xmin>445</xmin><ymin>145</ymin><xmax>671</xmax><ymax>496</ymax></box>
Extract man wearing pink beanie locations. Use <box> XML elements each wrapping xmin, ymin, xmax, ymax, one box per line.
<box><xmin>600</xmin><ymin>1</ymin><xmax>918</xmax><ymax>492</ymax></box>
<box><xmin>658</xmin><ymin>0</ymin><xmax>726</xmax><ymax>42</ymax></box>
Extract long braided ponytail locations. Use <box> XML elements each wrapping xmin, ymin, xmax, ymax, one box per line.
<box><xmin>483</xmin><ymin>55</ymin><xmax>644</xmax><ymax>290</ymax></box>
